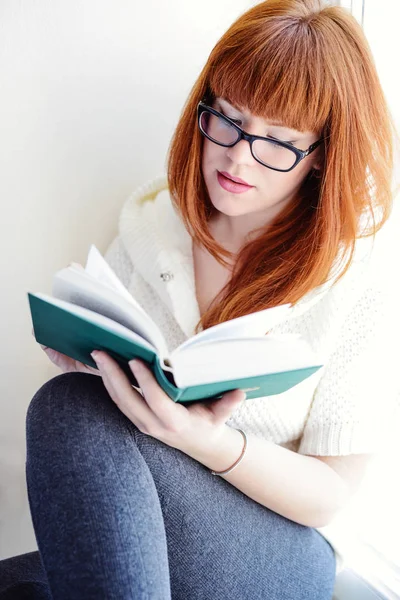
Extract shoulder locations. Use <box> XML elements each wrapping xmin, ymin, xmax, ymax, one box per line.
<box><xmin>118</xmin><ymin>174</ymin><xmax>169</xmax><ymax>226</ymax></box>
<box><xmin>103</xmin><ymin>175</ymin><xmax>170</xmax><ymax>283</ymax></box>
<box><xmin>315</xmin><ymin>228</ymin><xmax>391</xmax><ymax>316</ymax></box>
<box><xmin>276</xmin><ymin>229</ymin><xmax>394</xmax><ymax>358</ymax></box>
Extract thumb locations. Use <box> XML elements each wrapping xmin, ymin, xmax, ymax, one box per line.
<box><xmin>208</xmin><ymin>389</ymin><xmax>246</xmax><ymax>423</ymax></box>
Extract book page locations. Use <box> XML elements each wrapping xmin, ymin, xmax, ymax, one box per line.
<box><xmin>52</xmin><ymin>265</ymin><xmax>169</xmax><ymax>357</ymax></box>
<box><xmin>32</xmin><ymin>293</ymin><xmax>157</xmax><ymax>353</ymax></box>
<box><xmin>175</xmin><ymin>303</ymin><xmax>293</xmax><ymax>352</ymax></box>
<box><xmin>85</xmin><ymin>244</ymin><xmax>147</xmax><ymax>314</ymax></box>
<box><xmin>170</xmin><ymin>334</ymin><xmax>322</xmax><ymax>388</ymax></box>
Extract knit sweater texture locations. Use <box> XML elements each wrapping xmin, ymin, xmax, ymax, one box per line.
<box><xmin>103</xmin><ymin>174</ymin><xmax>398</xmax><ymax>575</ymax></box>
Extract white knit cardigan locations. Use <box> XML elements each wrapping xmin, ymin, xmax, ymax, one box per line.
<box><xmin>103</xmin><ymin>174</ymin><xmax>398</xmax><ymax>574</ymax></box>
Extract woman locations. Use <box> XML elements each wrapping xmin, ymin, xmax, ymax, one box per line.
<box><xmin>1</xmin><ymin>0</ymin><xmax>398</xmax><ymax>598</ymax></box>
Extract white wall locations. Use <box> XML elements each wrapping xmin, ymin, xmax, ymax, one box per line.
<box><xmin>0</xmin><ymin>0</ymin><xmax>398</xmax><ymax>562</ymax></box>
<box><xmin>0</xmin><ymin>0</ymin><xmax>256</xmax><ymax>559</ymax></box>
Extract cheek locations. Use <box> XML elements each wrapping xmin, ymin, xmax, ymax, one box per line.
<box><xmin>202</xmin><ymin>139</ymin><xmax>224</xmax><ymax>169</ymax></box>
<box><xmin>283</xmin><ymin>158</ymin><xmax>314</xmax><ymax>188</ymax></box>
<box><xmin>202</xmin><ymin>142</ymin><xmax>212</xmax><ymax>163</ymax></box>
<box><xmin>256</xmin><ymin>166</ymin><xmax>307</xmax><ymax>199</ymax></box>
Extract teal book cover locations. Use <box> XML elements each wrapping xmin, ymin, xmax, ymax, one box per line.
<box><xmin>28</xmin><ymin>293</ymin><xmax>323</xmax><ymax>404</ymax></box>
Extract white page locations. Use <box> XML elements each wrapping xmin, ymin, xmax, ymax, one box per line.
<box><xmin>32</xmin><ymin>293</ymin><xmax>157</xmax><ymax>353</ymax></box>
<box><xmin>170</xmin><ymin>334</ymin><xmax>322</xmax><ymax>388</ymax></box>
<box><xmin>52</xmin><ymin>267</ymin><xmax>169</xmax><ymax>357</ymax></box>
<box><xmin>175</xmin><ymin>303</ymin><xmax>292</xmax><ymax>352</ymax></box>
<box><xmin>85</xmin><ymin>244</ymin><xmax>147</xmax><ymax>315</ymax></box>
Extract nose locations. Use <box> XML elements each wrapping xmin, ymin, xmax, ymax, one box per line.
<box><xmin>225</xmin><ymin>138</ymin><xmax>256</xmax><ymax>167</ymax></box>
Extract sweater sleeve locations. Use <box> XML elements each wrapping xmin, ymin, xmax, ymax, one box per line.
<box><xmin>297</xmin><ymin>280</ymin><xmax>399</xmax><ymax>456</ymax></box>
<box><xmin>103</xmin><ymin>235</ymin><xmax>135</xmax><ymax>290</ymax></box>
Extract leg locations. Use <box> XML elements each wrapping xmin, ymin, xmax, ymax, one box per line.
<box><xmin>135</xmin><ymin>426</ymin><xmax>337</xmax><ymax>600</ymax></box>
<box><xmin>26</xmin><ymin>371</ymin><xmax>336</xmax><ymax>600</ymax></box>
<box><xmin>25</xmin><ymin>372</ymin><xmax>171</xmax><ymax>600</ymax></box>
<box><xmin>0</xmin><ymin>550</ymin><xmax>51</xmax><ymax>599</ymax></box>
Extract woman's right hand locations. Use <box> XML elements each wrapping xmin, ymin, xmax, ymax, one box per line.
<box><xmin>34</xmin><ymin>328</ymin><xmax>101</xmax><ymax>376</ymax></box>
<box><xmin>37</xmin><ymin>340</ymin><xmax>101</xmax><ymax>376</ymax></box>
<box><xmin>32</xmin><ymin>260</ymin><xmax>100</xmax><ymax>376</ymax></box>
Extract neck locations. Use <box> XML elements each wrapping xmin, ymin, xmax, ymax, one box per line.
<box><xmin>208</xmin><ymin>213</ymin><xmax>264</xmax><ymax>252</ymax></box>
<box><xmin>208</xmin><ymin>186</ymin><xmax>302</xmax><ymax>249</ymax></box>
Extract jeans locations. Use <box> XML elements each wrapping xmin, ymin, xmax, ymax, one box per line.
<box><xmin>0</xmin><ymin>372</ymin><xmax>336</xmax><ymax>599</ymax></box>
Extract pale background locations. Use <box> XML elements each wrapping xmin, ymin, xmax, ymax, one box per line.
<box><xmin>0</xmin><ymin>0</ymin><xmax>399</xmax><ymax>569</ymax></box>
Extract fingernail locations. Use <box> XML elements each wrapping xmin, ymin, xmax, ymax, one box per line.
<box><xmin>129</xmin><ymin>359</ymin><xmax>141</xmax><ymax>373</ymax></box>
<box><xmin>91</xmin><ymin>351</ymin><xmax>102</xmax><ymax>364</ymax></box>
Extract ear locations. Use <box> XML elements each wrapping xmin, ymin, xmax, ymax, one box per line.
<box><xmin>310</xmin><ymin>163</ymin><xmax>323</xmax><ymax>180</ymax></box>
<box><xmin>311</xmin><ymin>155</ymin><xmax>322</xmax><ymax>171</ymax></box>
<box><xmin>312</xmin><ymin>142</ymin><xmax>325</xmax><ymax>171</ymax></box>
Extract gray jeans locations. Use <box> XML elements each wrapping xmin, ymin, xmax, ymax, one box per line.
<box><xmin>0</xmin><ymin>372</ymin><xmax>336</xmax><ymax>599</ymax></box>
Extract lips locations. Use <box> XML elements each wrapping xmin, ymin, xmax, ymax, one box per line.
<box><xmin>217</xmin><ymin>171</ymin><xmax>254</xmax><ymax>194</ymax></box>
<box><xmin>219</xmin><ymin>171</ymin><xmax>252</xmax><ymax>186</ymax></box>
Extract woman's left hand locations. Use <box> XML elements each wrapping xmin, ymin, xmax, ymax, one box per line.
<box><xmin>91</xmin><ymin>351</ymin><xmax>246</xmax><ymax>454</ymax></box>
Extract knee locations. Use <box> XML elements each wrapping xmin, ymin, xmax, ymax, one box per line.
<box><xmin>26</xmin><ymin>371</ymin><xmax>138</xmax><ymax>452</ymax></box>
<box><xmin>26</xmin><ymin>372</ymin><xmax>109</xmax><ymax>435</ymax></box>
<box><xmin>25</xmin><ymin>372</ymin><xmax>141</xmax><ymax>482</ymax></box>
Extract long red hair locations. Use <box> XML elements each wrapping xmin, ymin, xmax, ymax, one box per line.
<box><xmin>167</xmin><ymin>0</ymin><xmax>399</xmax><ymax>334</ymax></box>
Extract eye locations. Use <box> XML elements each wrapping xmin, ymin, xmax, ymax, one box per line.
<box><xmin>269</xmin><ymin>136</ymin><xmax>296</xmax><ymax>145</ymax></box>
<box><xmin>216</xmin><ymin>105</ymin><xmax>239</xmax><ymax>120</ymax></box>
<box><xmin>221</xmin><ymin>110</ymin><xmax>242</xmax><ymax>125</ymax></box>
<box><xmin>218</xmin><ymin>105</ymin><xmax>296</xmax><ymax>144</ymax></box>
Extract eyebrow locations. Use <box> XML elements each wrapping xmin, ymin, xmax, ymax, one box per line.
<box><xmin>217</xmin><ymin>98</ymin><xmax>302</xmax><ymax>136</ymax></box>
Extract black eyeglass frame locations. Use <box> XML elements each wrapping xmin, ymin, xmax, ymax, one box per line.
<box><xmin>197</xmin><ymin>101</ymin><xmax>325</xmax><ymax>173</ymax></box>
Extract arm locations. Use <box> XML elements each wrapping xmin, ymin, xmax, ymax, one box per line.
<box><xmin>180</xmin><ymin>425</ymin><xmax>371</xmax><ymax>528</ymax></box>
<box><xmin>91</xmin><ymin>328</ymin><xmax>377</xmax><ymax>531</ymax></box>
<box><xmin>188</xmin><ymin>273</ymin><xmax>390</xmax><ymax>527</ymax></box>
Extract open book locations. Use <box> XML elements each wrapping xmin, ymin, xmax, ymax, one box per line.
<box><xmin>28</xmin><ymin>245</ymin><xmax>323</xmax><ymax>404</ymax></box>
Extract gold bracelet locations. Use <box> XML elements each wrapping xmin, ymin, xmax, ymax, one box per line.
<box><xmin>210</xmin><ymin>429</ymin><xmax>247</xmax><ymax>476</ymax></box>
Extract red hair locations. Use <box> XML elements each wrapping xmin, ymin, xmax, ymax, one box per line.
<box><xmin>167</xmin><ymin>0</ymin><xmax>399</xmax><ymax>334</ymax></box>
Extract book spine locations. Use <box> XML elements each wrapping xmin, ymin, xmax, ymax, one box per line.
<box><xmin>152</xmin><ymin>355</ymin><xmax>182</xmax><ymax>402</ymax></box>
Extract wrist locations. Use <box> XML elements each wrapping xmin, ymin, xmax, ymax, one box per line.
<box><xmin>179</xmin><ymin>424</ymin><xmax>246</xmax><ymax>473</ymax></box>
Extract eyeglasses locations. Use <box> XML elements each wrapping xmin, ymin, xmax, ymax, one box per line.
<box><xmin>197</xmin><ymin>101</ymin><xmax>325</xmax><ymax>173</ymax></box>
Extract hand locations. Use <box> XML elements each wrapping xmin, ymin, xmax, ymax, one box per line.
<box><xmin>68</xmin><ymin>262</ymin><xmax>85</xmax><ymax>271</ymax></box>
<box><xmin>32</xmin><ymin>261</ymin><xmax>98</xmax><ymax>375</ymax></box>
<box><xmin>32</xmin><ymin>327</ymin><xmax>101</xmax><ymax>377</ymax></box>
<box><xmin>90</xmin><ymin>350</ymin><xmax>246</xmax><ymax>453</ymax></box>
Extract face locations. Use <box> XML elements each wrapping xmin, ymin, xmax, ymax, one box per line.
<box><xmin>201</xmin><ymin>97</ymin><xmax>323</xmax><ymax>232</ymax></box>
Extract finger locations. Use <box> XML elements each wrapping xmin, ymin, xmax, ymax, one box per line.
<box><xmin>68</xmin><ymin>262</ymin><xmax>85</xmax><ymax>270</ymax></box>
<box><xmin>92</xmin><ymin>352</ymin><xmax>155</xmax><ymax>423</ymax></box>
<box><xmin>128</xmin><ymin>359</ymin><xmax>182</xmax><ymax>421</ymax></box>
<box><xmin>207</xmin><ymin>389</ymin><xmax>246</xmax><ymax>424</ymax></box>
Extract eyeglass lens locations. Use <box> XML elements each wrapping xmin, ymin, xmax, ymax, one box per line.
<box><xmin>199</xmin><ymin>110</ymin><xmax>298</xmax><ymax>170</ymax></box>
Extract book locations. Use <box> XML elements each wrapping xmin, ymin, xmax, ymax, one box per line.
<box><xmin>28</xmin><ymin>244</ymin><xmax>324</xmax><ymax>404</ymax></box>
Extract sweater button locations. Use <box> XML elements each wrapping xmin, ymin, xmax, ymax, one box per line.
<box><xmin>160</xmin><ymin>271</ymin><xmax>174</xmax><ymax>282</ymax></box>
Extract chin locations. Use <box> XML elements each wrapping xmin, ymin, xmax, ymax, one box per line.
<box><xmin>208</xmin><ymin>184</ymin><xmax>255</xmax><ymax>215</ymax></box>
<box><xmin>209</xmin><ymin>194</ymin><xmax>250</xmax><ymax>217</ymax></box>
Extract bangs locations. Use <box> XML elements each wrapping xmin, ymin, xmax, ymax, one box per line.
<box><xmin>208</xmin><ymin>19</ymin><xmax>332</xmax><ymax>135</ymax></box>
